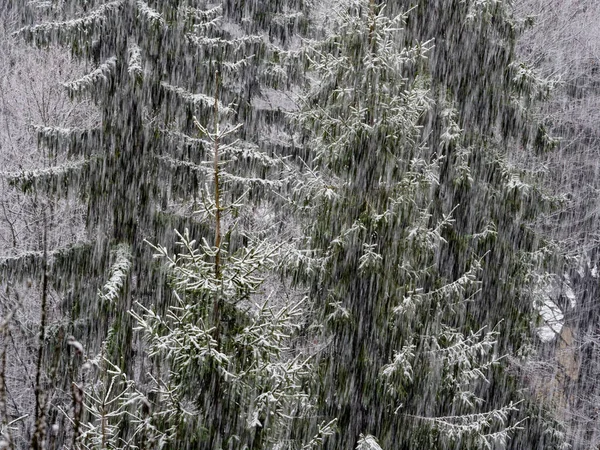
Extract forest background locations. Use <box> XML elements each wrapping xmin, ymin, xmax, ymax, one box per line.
<box><xmin>0</xmin><ymin>0</ymin><xmax>600</xmax><ymax>449</ymax></box>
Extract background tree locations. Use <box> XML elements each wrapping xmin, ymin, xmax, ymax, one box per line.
<box><xmin>0</xmin><ymin>4</ymin><xmax>100</xmax><ymax>445</ymax></box>
<box><xmin>512</xmin><ymin>0</ymin><xmax>600</xmax><ymax>448</ymax></box>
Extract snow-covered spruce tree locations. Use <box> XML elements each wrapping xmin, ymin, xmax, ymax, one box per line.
<box><xmin>382</xmin><ymin>1</ymin><xmax>572</xmax><ymax>447</ymax></box>
<box><xmin>390</xmin><ymin>0</ymin><xmax>559</xmax><ymax>341</ymax></box>
<box><xmin>7</xmin><ymin>0</ymin><xmax>310</xmax><ymax>445</ymax></box>
<box><xmin>11</xmin><ymin>0</ymin><xmax>310</xmax><ymax>337</ymax></box>
<box><xmin>290</xmin><ymin>2</ymin><xmax>527</xmax><ymax>448</ymax></box>
<box><xmin>120</xmin><ymin>96</ymin><xmax>320</xmax><ymax>448</ymax></box>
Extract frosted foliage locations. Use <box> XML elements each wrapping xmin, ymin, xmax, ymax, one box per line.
<box><xmin>416</xmin><ymin>403</ymin><xmax>525</xmax><ymax>450</ymax></box>
<box><xmin>97</xmin><ymin>244</ymin><xmax>132</xmax><ymax>304</ymax></box>
<box><xmin>16</xmin><ymin>1</ymin><xmax>124</xmax><ymax>44</ymax></box>
<box><xmin>132</xmin><ymin>230</ymin><xmax>313</xmax><ymax>446</ymax></box>
<box><xmin>466</xmin><ymin>0</ymin><xmax>502</xmax><ymax>21</ymax></box>
<box><xmin>384</xmin><ymin>262</ymin><xmax>514</xmax><ymax>444</ymax></box>
<box><xmin>293</xmin><ymin>1</ymin><xmax>525</xmax><ymax>448</ymax></box>
<box><xmin>1</xmin><ymin>0</ymin><xmax>591</xmax><ymax>448</ymax></box>
<box><xmin>160</xmin><ymin>82</ymin><xmax>231</xmax><ymax>115</ymax></box>
<box><xmin>299</xmin><ymin>419</ymin><xmax>338</xmax><ymax>450</ymax></box>
<box><xmin>393</xmin><ymin>259</ymin><xmax>481</xmax><ymax>316</ymax></box>
<box><xmin>127</xmin><ymin>44</ymin><xmax>143</xmax><ymax>79</ymax></box>
<box><xmin>381</xmin><ymin>339</ymin><xmax>416</xmax><ymax>383</ymax></box>
<box><xmin>136</xmin><ymin>0</ymin><xmax>164</xmax><ymax>25</ymax></box>
<box><xmin>183</xmin><ymin>5</ymin><xmax>222</xmax><ymax>32</ymax></box>
<box><xmin>64</xmin><ymin>57</ymin><xmax>117</xmax><ymax>97</ymax></box>
<box><xmin>71</xmin><ymin>351</ymin><xmax>170</xmax><ymax>449</ymax></box>
<box><xmin>440</xmin><ymin>108</ymin><xmax>473</xmax><ymax>187</ymax></box>
<box><xmin>356</xmin><ymin>434</ymin><xmax>383</xmax><ymax>450</ymax></box>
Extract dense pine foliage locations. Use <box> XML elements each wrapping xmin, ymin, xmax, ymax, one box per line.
<box><xmin>0</xmin><ymin>0</ymin><xmax>599</xmax><ymax>448</ymax></box>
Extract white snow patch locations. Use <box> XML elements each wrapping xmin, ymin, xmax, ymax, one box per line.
<box><xmin>537</xmin><ymin>298</ymin><xmax>564</xmax><ymax>342</ymax></box>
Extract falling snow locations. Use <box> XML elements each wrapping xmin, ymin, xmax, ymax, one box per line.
<box><xmin>1</xmin><ymin>0</ymin><xmax>600</xmax><ymax>449</ymax></box>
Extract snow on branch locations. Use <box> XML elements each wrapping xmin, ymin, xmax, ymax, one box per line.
<box><xmin>136</xmin><ymin>0</ymin><xmax>164</xmax><ymax>26</ymax></box>
<box><xmin>381</xmin><ymin>339</ymin><xmax>416</xmax><ymax>383</ymax></box>
<box><xmin>465</xmin><ymin>0</ymin><xmax>503</xmax><ymax>22</ymax></box>
<box><xmin>191</xmin><ymin>119</ymin><xmax>286</xmax><ymax>168</ymax></box>
<box><xmin>71</xmin><ymin>355</ymin><xmax>171</xmax><ymax>448</ymax></box>
<box><xmin>220</xmin><ymin>171</ymin><xmax>289</xmax><ymax>189</ymax></box>
<box><xmin>3</xmin><ymin>159</ymin><xmax>89</xmax><ymax>194</ymax></box>
<box><xmin>430</xmin><ymin>325</ymin><xmax>503</xmax><ymax>407</ymax></box>
<box><xmin>159</xmin><ymin>129</ymin><xmax>211</xmax><ymax>155</ymax></box>
<box><xmin>0</xmin><ymin>241</ymin><xmax>92</xmax><ymax>281</ymax></box>
<box><xmin>157</xmin><ymin>154</ymin><xmax>287</xmax><ymax>189</ymax></box>
<box><xmin>358</xmin><ymin>243</ymin><xmax>383</xmax><ymax>273</ymax></box>
<box><xmin>132</xmin><ymin>295</ymin><xmax>227</xmax><ymax>366</ymax></box>
<box><xmin>356</xmin><ymin>434</ymin><xmax>383</xmax><ymax>450</ymax></box>
<box><xmin>27</xmin><ymin>1</ymin><xmax>55</xmax><ymax>11</ymax></box>
<box><xmin>382</xmin><ymin>321</ymin><xmax>505</xmax><ymax>416</ymax></box>
<box><xmin>179</xmin><ymin>4</ymin><xmax>222</xmax><ymax>24</ymax></box>
<box><xmin>160</xmin><ymin>82</ymin><xmax>231</xmax><ymax>115</ymax></box>
<box><xmin>278</xmin><ymin>243</ymin><xmax>324</xmax><ymax>279</ymax></box>
<box><xmin>216</xmin><ymin>140</ymin><xmax>287</xmax><ymax>168</ymax></box>
<box><xmin>132</xmin><ymin>227</ymin><xmax>312</xmax><ymax>442</ymax></box>
<box><xmin>146</xmin><ymin>228</ymin><xmax>279</xmax><ymax>301</ymax></box>
<box><xmin>64</xmin><ymin>57</ymin><xmax>117</xmax><ymax>97</ymax></box>
<box><xmin>128</xmin><ymin>43</ymin><xmax>143</xmax><ymax>80</ymax></box>
<box><xmin>97</xmin><ymin>243</ymin><xmax>132</xmax><ymax>305</ymax></box>
<box><xmin>510</xmin><ymin>62</ymin><xmax>556</xmax><ymax>103</ymax></box>
<box><xmin>186</xmin><ymin>34</ymin><xmax>263</xmax><ymax>53</ymax></box>
<box><xmin>252</xmin><ymin>87</ymin><xmax>300</xmax><ymax>112</ymax></box>
<box><xmin>272</xmin><ymin>10</ymin><xmax>305</xmax><ymax>27</ymax></box>
<box><xmin>301</xmin><ymin>419</ymin><xmax>337</xmax><ymax>449</ymax></box>
<box><xmin>394</xmin><ymin>259</ymin><xmax>481</xmax><ymax>316</ymax></box>
<box><xmin>15</xmin><ymin>1</ymin><xmax>124</xmax><ymax>43</ymax></box>
<box><xmin>33</xmin><ymin>125</ymin><xmax>97</xmax><ymax>141</ymax></box>
<box><xmin>33</xmin><ymin>125</ymin><xmax>102</xmax><ymax>156</ymax></box>
<box><xmin>0</xmin><ymin>251</ymin><xmax>46</xmax><ymax>280</ymax></box>
<box><xmin>220</xmin><ymin>55</ymin><xmax>255</xmax><ymax>77</ymax></box>
<box><xmin>289</xmin><ymin>161</ymin><xmax>342</xmax><ymax>211</ymax></box>
<box><xmin>408</xmin><ymin>402</ymin><xmax>525</xmax><ymax>450</ymax></box>
<box><xmin>189</xmin><ymin>5</ymin><xmax>222</xmax><ymax>33</ymax></box>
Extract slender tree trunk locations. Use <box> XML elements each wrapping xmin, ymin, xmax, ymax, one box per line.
<box><xmin>31</xmin><ymin>209</ymin><xmax>48</xmax><ymax>450</ymax></box>
<box><xmin>0</xmin><ymin>320</ymin><xmax>12</xmax><ymax>449</ymax></box>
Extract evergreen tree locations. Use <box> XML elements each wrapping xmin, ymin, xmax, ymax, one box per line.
<box><xmin>0</xmin><ymin>0</ymin><xmax>576</xmax><ymax>448</ymax></box>
<box><xmin>392</xmin><ymin>1</ymin><xmax>570</xmax><ymax>447</ymax></box>
<box><xmin>291</xmin><ymin>1</ymin><xmax>563</xmax><ymax>448</ymax></box>
<box><xmin>70</xmin><ymin>88</ymin><xmax>326</xmax><ymax>448</ymax></box>
<box><xmin>6</xmin><ymin>0</ymin><xmax>310</xmax><ymax>446</ymax></box>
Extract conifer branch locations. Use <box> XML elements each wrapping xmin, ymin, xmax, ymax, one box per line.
<box><xmin>15</xmin><ymin>1</ymin><xmax>124</xmax><ymax>43</ymax></box>
<box><xmin>64</xmin><ymin>57</ymin><xmax>117</xmax><ymax>97</ymax></box>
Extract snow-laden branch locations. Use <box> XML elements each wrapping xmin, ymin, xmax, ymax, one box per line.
<box><xmin>160</xmin><ymin>82</ymin><xmax>231</xmax><ymax>115</ymax></box>
<box><xmin>127</xmin><ymin>43</ymin><xmax>143</xmax><ymax>80</ymax></box>
<box><xmin>64</xmin><ymin>57</ymin><xmax>117</xmax><ymax>97</ymax></box>
<box><xmin>136</xmin><ymin>0</ymin><xmax>164</xmax><ymax>26</ymax></box>
<box><xmin>97</xmin><ymin>243</ymin><xmax>132</xmax><ymax>305</ymax></box>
